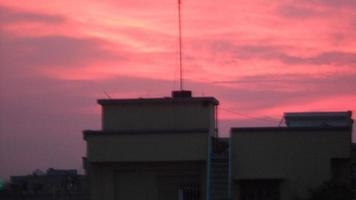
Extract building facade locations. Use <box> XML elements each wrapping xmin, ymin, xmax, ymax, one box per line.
<box><xmin>231</xmin><ymin>126</ymin><xmax>351</xmax><ymax>200</ymax></box>
<box><xmin>84</xmin><ymin>91</ymin><xmax>219</xmax><ymax>200</ymax></box>
<box><xmin>83</xmin><ymin>92</ymin><xmax>353</xmax><ymax>200</ymax></box>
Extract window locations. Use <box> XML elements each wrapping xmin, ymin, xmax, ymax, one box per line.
<box><xmin>239</xmin><ymin>179</ymin><xmax>280</xmax><ymax>200</ymax></box>
<box><xmin>178</xmin><ymin>183</ymin><xmax>200</xmax><ymax>200</ymax></box>
<box><xmin>331</xmin><ymin>158</ymin><xmax>350</xmax><ymax>185</ymax></box>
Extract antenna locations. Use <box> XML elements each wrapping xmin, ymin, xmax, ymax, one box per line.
<box><xmin>172</xmin><ymin>0</ymin><xmax>192</xmax><ymax>98</ymax></box>
<box><xmin>178</xmin><ymin>0</ymin><xmax>183</xmax><ymax>90</ymax></box>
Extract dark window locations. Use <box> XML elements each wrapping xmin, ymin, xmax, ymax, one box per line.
<box><xmin>239</xmin><ymin>179</ymin><xmax>280</xmax><ymax>200</ymax></box>
<box><xmin>331</xmin><ymin>158</ymin><xmax>350</xmax><ymax>185</ymax></box>
<box><xmin>178</xmin><ymin>183</ymin><xmax>200</xmax><ymax>200</ymax></box>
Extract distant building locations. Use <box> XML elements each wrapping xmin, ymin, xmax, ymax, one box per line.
<box><xmin>83</xmin><ymin>91</ymin><xmax>353</xmax><ymax>200</ymax></box>
<box><xmin>0</xmin><ymin>168</ymin><xmax>87</xmax><ymax>200</ymax></box>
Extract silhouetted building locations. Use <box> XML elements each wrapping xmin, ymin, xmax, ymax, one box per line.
<box><xmin>84</xmin><ymin>91</ymin><xmax>218</xmax><ymax>200</ymax></box>
<box><xmin>83</xmin><ymin>91</ymin><xmax>353</xmax><ymax>200</ymax></box>
<box><xmin>0</xmin><ymin>168</ymin><xmax>87</xmax><ymax>200</ymax></box>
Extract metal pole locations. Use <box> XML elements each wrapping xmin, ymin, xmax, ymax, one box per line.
<box><xmin>178</xmin><ymin>0</ymin><xmax>183</xmax><ymax>90</ymax></box>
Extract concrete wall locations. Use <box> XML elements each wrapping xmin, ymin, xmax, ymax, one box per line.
<box><xmin>102</xmin><ymin>103</ymin><xmax>216</xmax><ymax>131</ymax></box>
<box><xmin>230</xmin><ymin>128</ymin><xmax>351</xmax><ymax>200</ymax></box>
<box><xmin>85</xmin><ymin>132</ymin><xmax>209</xmax><ymax>162</ymax></box>
<box><xmin>88</xmin><ymin>162</ymin><xmax>206</xmax><ymax>200</ymax></box>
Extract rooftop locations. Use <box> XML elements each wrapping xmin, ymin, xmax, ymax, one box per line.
<box><xmin>231</xmin><ymin>126</ymin><xmax>351</xmax><ymax>132</ymax></box>
<box><xmin>284</xmin><ymin>111</ymin><xmax>352</xmax><ymax>118</ymax></box>
<box><xmin>98</xmin><ymin>96</ymin><xmax>219</xmax><ymax>106</ymax></box>
<box><xmin>83</xmin><ymin>129</ymin><xmax>210</xmax><ymax>139</ymax></box>
<box><xmin>284</xmin><ymin>111</ymin><xmax>353</xmax><ymax>128</ymax></box>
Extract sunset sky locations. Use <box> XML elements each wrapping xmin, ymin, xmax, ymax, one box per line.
<box><xmin>1</xmin><ymin>0</ymin><xmax>356</xmax><ymax>179</ymax></box>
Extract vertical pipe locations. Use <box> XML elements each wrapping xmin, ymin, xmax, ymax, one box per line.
<box><xmin>215</xmin><ymin>105</ymin><xmax>218</xmax><ymax>137</ymax></box>
<box><xmin>206</xmin><ymin>133</ymin><xmax>212</xmax><ymax>200</ymax></box>
<box><xmin>228</xmin><ymin>134</ymin><xmax>233</xmax><ymax>199</ymax></box>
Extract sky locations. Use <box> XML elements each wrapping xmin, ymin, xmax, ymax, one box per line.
<box><xmin>1</xmin><ymin>0</ymin><xmax>356</xmax><ymax>180</ymax></box>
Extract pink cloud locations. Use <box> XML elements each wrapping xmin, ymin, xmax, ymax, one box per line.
<box><xmin>1</xmin><ymin>0</ymin><xmax>356</xmax><ymax>179</ymax></box>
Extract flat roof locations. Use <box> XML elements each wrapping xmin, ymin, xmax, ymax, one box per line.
<box><xmin>284</xmin><ymin>111</ymin><xmax>352</xmax><ymax>118</ymax></box>
<box><xmin>230</xmin><ymin>126</ymin><xmax>350</xmax><ymax>133</ymax></box>
<box><xmin>98</xmin><ymin>97</ymin><xmax>219</xmax><ymax>106</ymax></box>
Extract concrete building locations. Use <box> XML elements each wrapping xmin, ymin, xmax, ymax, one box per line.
<box><xmin>83</xmin><ymin>91</ymin><xmax>353</xmax><ymax>200</ymax></box>
<box><xmin>84</xmin><ymin>91</ymin><xmax>219</xmax><ymax>200</ymax></box>
<box><xmin>230</xmin><ymin>112</ymin><xmax>353</xmax><ymax>200</ymax></box>
<box><xmin>231</xmin><ymin>127</ymin><xmax>351</xmax><ymax>200</ymax></box>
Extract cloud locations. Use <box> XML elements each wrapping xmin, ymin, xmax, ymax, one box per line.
<box><xmin>0</xmin><ymin>33</ymin><xmax>122</xmax><ymax>75</ymax></box>
<box><xmin>277</xmin><ymin>4</ymin><xmax>325</xmax><ymax>18</ymax></box>
<box><xmin>214</xmin><ymin>73</ymin><xmax>356</xmax><ymax>94</ymax></box>
<box><xmin>211</xmin><ymin>73</ymin><xmax>356</xmax><ymax>112</ymax></box>
<box><xmin>308</xmin><ymin>0</ymin><xmax>356</xmax><ymax>8</ymax></box>
<box><xmin>307</xmin><ymin>51</ymin><xmax>356</xmax><ymax>65</ymax></box>
<box><xmin>0</xmin><ymin>5</ymin><xmax>65</xmax><ymax>25</ymax></box>
<box><xmin>1</xmin><ymin>0</ymin><xmax>356</xmax><ymax>180</ymax></box>
<box><xmin>211</xmin><ymin>41</ymin><xmax>356</xmax><ymax>66</ymax></box>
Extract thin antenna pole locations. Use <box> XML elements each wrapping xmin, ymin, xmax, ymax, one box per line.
<box><xmin>178</xmin><ymin>0</ymin><xmax>183</xmax><ymax>90</ymax></box>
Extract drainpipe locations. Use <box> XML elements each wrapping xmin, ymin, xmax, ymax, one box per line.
<box><xmin>206</xmin><ymin>131</ymin><xmax>212</xmax><ymax>200</ymax></box>
<box><xmin>228</xmin><ymin>135</ymin><xmax>233</xmax><ymax>200</ymax></box>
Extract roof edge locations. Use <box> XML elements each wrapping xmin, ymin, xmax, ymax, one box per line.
<box><xmin>230</xmin><ymin>126</ymin><xmax>351</xmax><ymax>133</ymax></box>
<box><xmin>83</xmin><ymin>129</ymin><xmax>210</xmax><ymax>139</ymax></box>
<box><xmin>97</xmin><ymin>97</ymin><xmax>219</xmax><ymax>106</ymax></box>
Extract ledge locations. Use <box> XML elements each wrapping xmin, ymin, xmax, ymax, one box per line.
<box><xmin>231</xmin><ymin>126</ymin><xmax>351</xmax><ymax>133</ymax></box>
<box><xmin>98</xmin><ymin>97</ymin><xmax>219</xmax><ymax>106</ymax></box>
<box><xmin>83</xmin><ymin>129</ymin><xmax>210</xmax><ymax>139</ymax></box>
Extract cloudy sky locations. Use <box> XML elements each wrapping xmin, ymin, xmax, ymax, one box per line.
<box><xmin>1</xmin><ymin>0</ymin><xmax>356</xmax><ymax>179</ymax></box>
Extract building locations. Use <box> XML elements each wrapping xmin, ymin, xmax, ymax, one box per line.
<box><xmin>83</xmin><ymin>91</ymin><xmax>353</xmax><ymax>200</ymax></box>
<box><xmin>0</xmin><ymin>168</ymin><xmax>87</xmax><ymax>200</ymax></box>
<box><xmin>84</xmin><ymin>91</ymin><xmax>219</xmax><ymax>200</ymax></box>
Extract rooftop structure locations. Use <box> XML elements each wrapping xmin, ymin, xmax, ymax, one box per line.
<box><xmin>284</xmin><ymin>111</ymin><xmax>353</xmax><ymax>128</ymax></box>
<box><xmin>97</xmin><ymin>91</ymin><xmax>218</xmax><ymax>133</ymax></box>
